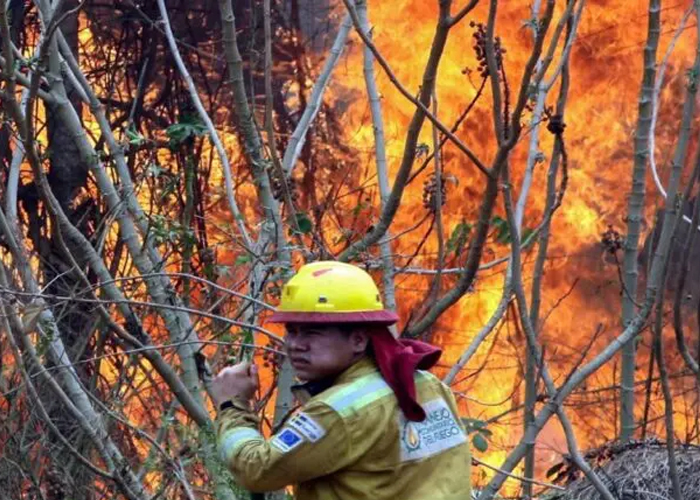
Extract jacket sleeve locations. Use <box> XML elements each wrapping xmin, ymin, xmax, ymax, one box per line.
<box><xmin>216</xmin><ymin>398</ymin><xmax>351</xmax><ymax>492</ymax></box>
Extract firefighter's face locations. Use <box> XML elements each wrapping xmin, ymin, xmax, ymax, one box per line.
<box><xmin>284</xmin><ymin>324</ymin><xmax>369</xmax><ymax>381</ymax></box>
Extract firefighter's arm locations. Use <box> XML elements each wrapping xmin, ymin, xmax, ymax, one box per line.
<box><xmin>216</xmin><ymin>400</ymin><xmax>350</xmax><ymax>492</ymax></box>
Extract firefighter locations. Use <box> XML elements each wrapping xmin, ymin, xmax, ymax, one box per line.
<box><xmin>212</xmin><ymin>261</ymin><xmax>471</xmax><ymax>499</ymax></box>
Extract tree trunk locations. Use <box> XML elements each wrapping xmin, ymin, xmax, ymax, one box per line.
<box><xmin>37</xmin><ymin>4</ymin><xmax>100</xmax><ymax>497</ymax></box>
<box><xmin>619</xmin><ymin>0</ymin><xmax>660</xmax><ymax>443</ymax></box>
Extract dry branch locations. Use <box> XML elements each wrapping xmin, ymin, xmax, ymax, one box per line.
<box><xmin>357</xmin><ymin>0</ymin><xmax>397</xmax><ymax>313</ymax></box>
<box><xmin>619</xmin><ymin>0</ymin><xmax>662</xmax><ymax>442</ymax></box>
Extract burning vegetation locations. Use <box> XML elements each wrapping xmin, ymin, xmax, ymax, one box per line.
<box><xmin>0</xmin><ymin>0</ymin><xmax>698</xmax><ymax>499</ymax></box>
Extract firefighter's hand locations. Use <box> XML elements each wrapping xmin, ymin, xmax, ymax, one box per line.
<box><xmin>211</xmin><ymin>362</ymin><xmax>259</xmax><ymax>405</ymax></box>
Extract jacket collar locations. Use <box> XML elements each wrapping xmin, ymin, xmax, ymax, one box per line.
<box><xmin>291</xmin><ymin>357</ymin><xmax>377</xmax><ymax>404</ymax></box>
<box><xmin>334</xmin><ymin>356</ymin><xmax>378</xmax><ymax>385</ymax></box>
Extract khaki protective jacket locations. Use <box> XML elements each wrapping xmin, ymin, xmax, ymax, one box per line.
<box><xmin>216</xmin><ymin>357</ymin><xmax>472</xmax><ymax>500</ymax></box>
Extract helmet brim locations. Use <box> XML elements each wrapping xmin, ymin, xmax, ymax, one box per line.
<box><xmin>267</xmin><ymin>310</ymin><xmax>399</xmax><ymax>325</ymax></box>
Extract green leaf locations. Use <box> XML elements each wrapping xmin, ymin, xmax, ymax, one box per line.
<box><xmin>240</xmin><ymin>328</ymin><xmax>254</xmax><ymax>344</ymax></box>
<box><xmin>294</xmin><ymin>212</ymin><xmax>313</xmax><ymax>234</ymax></box>
<box><xmin>166</xmin><ymin>119</ymin><xmax>208</xmax><ymax>146</ymax></box>
<box><xmin>239</xmin><ymin>328</ymin><xmax>255</xmax><ymax>362</ymax></box>
<box><xmin>477</xmin><ymin>427</ymin><xmax>493</xmax><ymax>437</ymax></box>
<box><xmin>461</xmin><ymin>417</ymin><xmax>487</xmax><ymax>433</ymax></box>
<box><xmin>446</xmin><ymin>221</ymin><xmax>472</xmax><ymax>255</ymax></box>
<box><xmin>352</xmin><ymin>201</ymin><xmax>368</xmax><ymax>216</ymax></box>
<box><xmin>235</xmin><ymin>254</ymin><xmax>252</xmax><ymax>266</ymax></box>
<box><xmin>472</xmin><ymin>433</ymin><xmax>489</xmax><ymax>453</ymax></box>
<box><xmin>126</xmin><ymin>126</ymin><xmax>145</xmax><ymax>146</ymax></box>
<box><xmin>146</xmin><ymin>163</ymin><xmax>165</xmax><ymax>178</ymax></box>
<box><xmin>491</xmin><ymin>216</ymin><xmax>511</xmax><ymax>244</ymax></box>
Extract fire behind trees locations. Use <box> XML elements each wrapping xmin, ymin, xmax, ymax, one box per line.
<box><xmin>0</xmin><ymin>1</ymin><xmax>698</xmax><ymax>500</ymax></box>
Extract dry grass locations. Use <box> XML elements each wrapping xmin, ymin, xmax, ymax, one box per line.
<box><xmin>546</xmin><ymin>439</ymin><xmax>700</xmax><ymax>500</ymax></box>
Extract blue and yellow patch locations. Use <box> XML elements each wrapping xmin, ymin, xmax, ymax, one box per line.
<box><xmin>271</xmin><ymin>428</ymin><xmax>304</xmax><ymax>452</ymax></box>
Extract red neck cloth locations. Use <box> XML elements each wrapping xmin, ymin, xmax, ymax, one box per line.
<box><xmin>369</xmin><ymin>327</ymin><xmax>442</xmax><ymax>422</ymax></box>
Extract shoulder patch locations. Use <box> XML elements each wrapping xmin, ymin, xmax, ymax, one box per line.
<box><xmin>398</xmin><ymin>398</ymin><xmax>466</xmax><ymax>462</ymax></box>
<box><xmin>287</xmin><ymin>412</ymin><xmax>326</xmax><ymax>442</ymax></box>
<box><xmin>271</xmin><ymin>428</ymin><xmax>304</xmax><ymax>453</ymax></box>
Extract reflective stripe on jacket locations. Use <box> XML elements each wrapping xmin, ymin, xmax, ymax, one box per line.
<box><xmin>216</xmin><ymin>357</ymin><xmax>472</xmax><ymax>500</ymax></box>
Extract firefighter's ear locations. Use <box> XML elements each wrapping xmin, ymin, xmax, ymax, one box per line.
<box><xmin>348</xmin><ymin>329</ymin><xmax>370</xmax><ymax>356</ymax></box>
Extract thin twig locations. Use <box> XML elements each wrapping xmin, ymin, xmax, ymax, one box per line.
<box><xmin>431</xmin><ymin>90</ymin><xmax>446</xmax><ymax>302</ymax></box>
<box><xmin>449</xmin><ymin>0</ymin><xmax>480</xmax><ymax>27</ymax></box>
<box><xmin>654</xmin><ymin>288</ymin><xmax>682</xmax><ymax>500</ymax></box>
<box><xmin>0</xmin><ymin>287</ymin><xmax>283</xmax><ymax>343</ymax></box>
<box><xmin>76</xmin><ymin>272</ymin><xmax>276</xmax><ymax>311</ymax></box>
<box><xmin>472</xmin><ymin>456</ymin><xmax>566</xmax><ymax>491</ymax></box>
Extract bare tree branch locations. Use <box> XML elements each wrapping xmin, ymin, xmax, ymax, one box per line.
<box><xmin>356</xmin><ymin>0</ymin><xmax>397</xmax><ymax>313</ymax></box>
<box><xmin>281</xmin><ymin>13</ymin><xmax>353</xmax><ymax>177</ymax></box>
<box><xmin>654</xmin><ymin>290</ymin><xmax>682</xmax><ymax>500</ymax></box>
<box><xmin>449</xmin><ymin>0</ymin><xmax>480</xmax><ymax>27</ymax></box>
<box><xmin>619</xmin><ymin>0</ymin><xmax>662</xmax><ymax>442</ymax></box>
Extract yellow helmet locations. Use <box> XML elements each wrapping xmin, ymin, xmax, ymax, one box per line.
<box><xmin>268</xmin><ymin>261</ymin><xmax>398</xmax><ymax>325</ymax></box>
